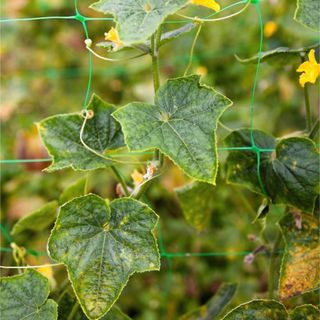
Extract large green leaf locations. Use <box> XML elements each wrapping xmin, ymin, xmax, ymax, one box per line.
<box><xmin>222</xmin><ymin>300</ymin><xmax>288</xmax><ymax>319</ymax></box>
<box><xmin>90</xmin><ymin>0</ymin><xmax>188</xmax><ymax>45</ymax></box>
<box><xmin>235</xmin><ymin>43</ymin><xmax>319</xmax><ymax>65</ymax></box>
<box><xmin>113</xmin><ymin>75</ymin><xmax>232</xmax><ymax>184</ymax></box>
<box><xmin>289</xmin><ymin>305</ymin><xmax>320</xmax><ymax>320</ymax></box>
<box><xmin>11</xmin><ymin>201</ymin><xmax>58</xmax><ymax>236</ymax></box>
<box><xmin>49</xmin><ymin>194</ymin><xmax>160</xmax><ymax>320</ymax></box>
<box><xmin>59</xmin><ymin>177</ymin><xmax>88</xmax><ymax>205</ymax></box>
<box><xmin>0</xmin><ymin>269</ymin><xmax>58</xmax><ymax>319</ymax></box>
<box><xmin>294</xmin><ymin>0</ymin><xmax>320</xmax><ymax>31</ymax></box>
<box><xmin>225</xmin><ymin>129</ymin><xmax>320</xmax><ymax>213</ymax></box>
<box><xmin>279</xmin><ymin>214</ymin><xmax>320</xmax><ymax>300</ymax></box>
<box><xmin>38</xmin><ymin>94</ymin><xmax>124</xmax><ymax>172</ymax></box>
<box><xmin>175</xmin><ymin>182</ymin><xmax>215</xmax><ymax>231</ymax></box>
<box><xmin>180</xmin><ymin>283</ymin><xmax>237</xmax><ymax>320</ymax></box>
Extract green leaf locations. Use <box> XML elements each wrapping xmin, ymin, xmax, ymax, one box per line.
<box><xmin>159</xmin><ymin>23</ymin><xmax>197</xmax><ymax>47</ymax></box>
<box><xmin>38</xmin><ymin>94</ymin><xmax>124</xmax><ymax>172</ymax></box>
<box><xmin>235</xmin><ymin>43</ymin><xmax>320</xmax><ymax>65</ymax></box>
<box><xmin>225</xmin><ymin>129</ymin><xmax>320</xmax><ymax>213</ymax></box>
<box><xmin>279</xmin><ymin>214</ymin><xmax>320</xmax><ymax>300</ymax></box>
<box><xmin>90</xmin><ymin>0</ymin><xmax>188</xmax><ymax>45</ymax></box>
<box><xmin>11</xmin><ymin>201</ymin><xmax>58</xmax><ymax>236</ymax></box>
<box><xmin>58</xmin><ymin>288</ymin><xmax>132</xmax><ymax>320</ymax></box>
<box><xmin>59</xmin><ymin>177</ymin><xmax>88</xmax><ymax>204</ymax></box>
<box><xmin>222</xmin><ymin>300</ymin><xmax>288</xmax><ymax>319</ymax></box>
<box><xmin>180</xmin><ymin>283</ymin><xmax>237</xmax><ymax>320</ymax></box>
<box><xmin>175</xmin><ymin>182</ymin><xmax>215</xmax><ymax>231</ymax></box>
<box><xmin>294</xmin><ymin>0</ymin><xmax>320</xmax><ymax>31</ymax></box>
<box><xmin>289</xmin><ymin>305</ymin><xmax>320</xmax><ymax>320</ymax></box>
<box><xmin>49</xmin><ymin>194</ymin><xmax>160</xmax><ymax>320</ymax></box>
<box><xmin>113</xmin><ymin>75</ymin><xmax>232</xmax><ymax>184</ymax></box>
<box><xmin>0</xmin><ymin>269</ymin><xmax>58</xmax><ymax>320</ymax></box>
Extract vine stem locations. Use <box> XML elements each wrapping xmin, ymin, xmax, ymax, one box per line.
<box><xmin>111</xmin><ymin>166</ymin><xmax>130</xmax><ymax>196</ymax></box>
<box><xmin>151</xmin><ymin>26</ymin><xmax>163</xmax><ymax>165</ymax></box>
<box><xmin>67</xmin><ymin>301</ymin><xmax>80</xmax><ymax>320</ymax></box>
<box><xmin>303</xmin><ymin>83</ymin><xmax>312</xmax><ymax>131</ymax></box>
<box><xmin>309</xmin><ymin>120</ymin><xmax>319</xmax><ymax>139</ymax></box>
<box><xmin>268</xmin><ymin>230</ymin><xmax>282</xmax><ymax>299</ymax></box>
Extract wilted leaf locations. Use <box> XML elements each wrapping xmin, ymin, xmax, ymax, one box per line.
<box><xmin>38</xmin><ymin>94</ymin><xmax>124</xmax><ymax>172</ymax></box>
<box><xmin>279</xmin><ymin>214</ymin><xmax>320</xmax><ymax>300</ymax></box>
<box><xmin>235</xmin><ymin>44</ymin><xmax>319</xmax><ymax>65</ymax></box>
<box><xmin>225</xmin><ymin>129</ymin><xmax>320</xmax><ymax>213</ymax></box>
<box><xmin>0</xmin><ymin>269</ymin><xmax>58</xmax><ymax>319</ymax></box>
<box><xmin>113</xmin><ymin>75</ymin><xmax>232</xmax><ymax>184</ymax></box>
<box><xmin>11</xmin><ymin>201</ymin><xmax>58</xmax><ymax>236</ymax></box>
<box><xmin>175</xmin><ymin>182</ymin><xmax>215</xmax><ymax>231</ymax></box>
<box><xmin>59</xmin><ymin>177</ymin><xmax>88</xmax><ymax>204</ymax></box>
<box><xmin>289</xmin><ymin>304</ymin><xmax>320</xmax><ymax>320</ymax></box>
<box><xmin>222</xmin><ymin>300</ymin><xmax>288</xmax><ymax>319</ymax></box>
<box><xmin>180</xmin><ymin>283</ymin><xmax>237</xmax><ymax>320</ymax></box>
<box><xmin>49</xmin><ymin>194</ymin><xmax>160</xmax><ymax>320</ymax></box>
<box><xmin>90</xmin><ymin>0</ymin><xmax>188</xmax><ymax>45</ymax></box>
<box><xmin>294</xmin><ymin>0</ymin><xmax>320</xmax><ymax>31</ymax></box>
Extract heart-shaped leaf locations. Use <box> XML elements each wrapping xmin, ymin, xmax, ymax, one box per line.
<box><xmin>11</xmin><ymin>201</ymin><xmax>58</xmax><ymax>236</ymax></box>
<box><xmin>279</xmin><ymin>214</ymin><xmax>320</xmax><ymax>300</ymax></box>
<box><xmin>225</xmin><ymin>129</ymin><xmax>320</xmax><ymax>213</ymax></box>
<box><xmin>222</xmin><ymin>300</ymin><xmax>288</xmax><ymax>319</ymax></box>
<box><xmin>38</xmin><ymin>94</ymin><xmax>124</xmax><ymax>172</ymax></box>
<box><xmin>175</xmin><ymin>182</ymin><xmax>215</xmax><ymax>231</ymax></box>
<box><xmin>49</xmin><ymin>194</ymin><xmax>160</xmax><ymax>320</ymax></box>
<box><xmin>90</xmin><ymin>0</ymin><xmax>189</xmax><ymax>45</ymax></box>
<box><xmin>113</xmin><ymin>75</ymin><xmax>232</xmax><ymax>184</ymax></box>
<box><xmin>0</xmin><ymin>269</ymin><xmax>58</xmax><ymax>320</ymax></box>
<box><xmin>295</xmin><ymin>0</ymin><xmax>320</xmax><ymax>31</ymax></box>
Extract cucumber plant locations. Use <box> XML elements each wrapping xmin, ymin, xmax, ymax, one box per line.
<box><xmin>1</xmin><ymin>0</ymin><xmax>319</xmax><ymax>319</ymax></box>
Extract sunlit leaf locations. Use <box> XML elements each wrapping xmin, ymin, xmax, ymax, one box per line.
<box><xmin>222</xmin><ymin>300</ymin><xmax>288</xmax><ymax>319</ymax></box>
<box><xmin>175</xmin><ymin>182</ymin><xmax>215</xmax><ymax>231</ymax></box>
<box><xmin>49</xmin><ymin>194</ymin><xmax>160</xmax><ymax>320</ymax></box>
<box><xmin>180</xmin><ymin>283</ymin><xmax>237</xmax><ymax>320</ymax></box>
<box><xmin>11</xmin><ymin>201</ymin><xmax>58</xmax><ymax>236</ymax></box>
<box><xmin>59</xmin><ymin>177</ymin><xmax>88</xmax><ymax>204</ymax></box>
<box><xmin>225</xmin><ymin>129</ymin><xmax>320</xmax><ymax>213</ymax></box>
<box><xmin>38</xmin><ymin>94</ymin><xmax>124</xmax><ymax>172</ymax></box>
<box><xmin>90</xmin><ymin>0</ymin><xmax>188</xmax><ymax>45</ymax></box>
<box><xmin>294</xmin><ymin>0</ymin><xmax>320</xmax><ymax>31</ymax></box>
<box><xmin>113</xmin><ymin>75</ymin><xmax>232</xmax><ymax>184</ymax></box>
<box><xmin>279</xmin><ymin>214</ymin><xmax>320</xmax><ymax>300</ymax></box>
<box><xmin>0</xmin><ymin>269</ymin><xmax>58</xmax><ymax>320</ymax></box>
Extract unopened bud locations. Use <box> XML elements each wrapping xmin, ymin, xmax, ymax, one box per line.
<box><xmin>85</xmin><ymin>38</ymin><xmax>92</xmax><ymax>48</ymax></box>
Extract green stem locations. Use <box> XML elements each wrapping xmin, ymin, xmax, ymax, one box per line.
<box><xmin>309</xmin><ymin>119</ymin><xmax>319</xmax><ymax>140</ymax></box>
<box><xmin>268</xmin><ymin>230</ymin><xmax>282</xmax><ymax>299</ymax></box>
<box><xmin>303</xmin><ymin>83</ymin><xmax>312</xmax><ymax>131</ymax></box>
<box><xmin>67</xmin><ymin>301</ymin><xmax>80</xmax><ymax>320</ymax></box>
<box><xmin>151</xmin><ymin>26</ymin><xmax>163</xmax><ymax>165</ymax></box>
<box><xmin>111</xmin><ymin>166</ymin><xmax>130</xmax><ymax>196</ymax></box>
<box><xmin>184</xmin><ymin>23</ymin><xmax>202</xmax><ymax>76</ymax></box>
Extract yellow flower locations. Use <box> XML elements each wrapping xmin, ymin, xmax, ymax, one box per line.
<box><xmin>191</xmin><ymin>0</ymin><xmax>220</xmax><ymax>12</ymax></box>
<box><xmin>296</xmin><ymin>49</ymin><xmax>320</xmax><ymax>87</ymax></box>
<box><xmin>196</xmin><ymin>65</ymin><xmax>208</xmax><ymax>76</ymax></box>
<box><xmin>131</xmin><ymin>170</ymin><xmax>144</xmax><ymax>185</ymax></box>
<box><xmin>104</xmin><ymin>27</ymin><xmax>124</xmax><ymax>51</ymax></box>
<box><xmin>264</xmin><ymin>21</ymin><xmax>278</xmax><ymax>38</ymax></box>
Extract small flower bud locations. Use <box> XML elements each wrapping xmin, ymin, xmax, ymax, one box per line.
<box><xmin>85</xmin><ymin>39</ymin><xmax>92</xmax><ymax>48</ymax></box>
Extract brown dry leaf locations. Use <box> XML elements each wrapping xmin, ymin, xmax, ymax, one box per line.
<box><xmin>279</xmin><ymin>213</ymin><xmax>320</xmax><ymax>299</ymax></box>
